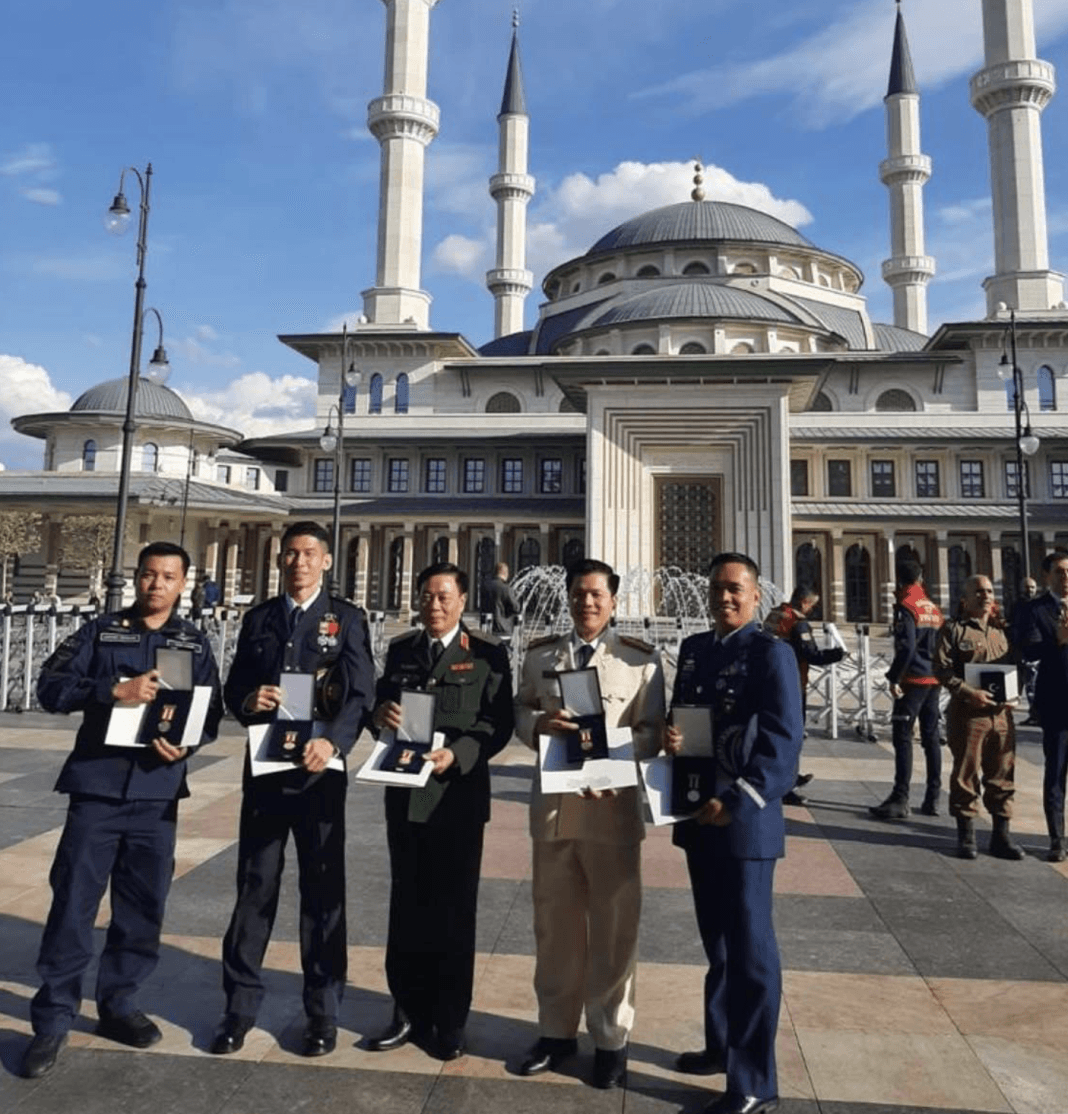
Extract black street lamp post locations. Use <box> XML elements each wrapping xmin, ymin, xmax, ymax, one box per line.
<box><xmin>319</xmin><ymin>323</ymin><xmax>361</xmax><ymax>595</ymax></box>
<box><xmin>999</xmin><ymin>309</ymin><xmax>1041</xmax><ymax>583</ymax></box>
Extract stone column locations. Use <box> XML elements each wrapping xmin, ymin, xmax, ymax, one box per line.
<box><xmin>829</xmin><ymin>531</ymin><xmax>846</xmax><ymax>622</ymax></box>
<box><xmin>401</xmin><ymin>528</ymin><xmax>415</xmax><ymax>617</ymax></box>
<box><xmin>934</xmin><ymin>530</ymin><xmax>950</xmax><ymax>610</ymax></box>
<box><xmin>356</xmin><ymin>530</ymin><xmax>371</xmax><ymax>609</ymax></box>
<box><xmin>989</xmin><ymin>530</ymin><xmax>1005</xmax><ymax>605</ymax></box>
<box><xmin>539</xmin><ymin>522</ymin><xmax>551</xmax><ymax>566</ymax></box>
<box><xmin>224</xmin><ymin>533</ymin><xmax>241</xmax><ymax>603</ymax></box>
<box><xmin>266</xmin><ymin>533</ymin><xmax>281</xmax><ymax>598</ymax></box>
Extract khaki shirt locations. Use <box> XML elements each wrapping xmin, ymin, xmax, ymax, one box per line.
<box><xmin>515</xmin><ymin>627</ymin><xmax>665</xmax><ymax>844</ymax></box>
<box><xmin>934</xmin><ymin>616</ymin><xmax>1011</xmax><ymax>705</ymax></box>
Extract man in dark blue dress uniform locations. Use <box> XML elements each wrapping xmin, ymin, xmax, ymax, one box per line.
<box><xmin>20</xmin><ymin>541</ymin><xmax>222</xmax><ymax>1078</ymax></box>
<box><xmin>665</xmin><ymin>552</ymin><xmax>803</xmax><ymax>1114</ymax></box>
<box><xmin>367</xmin><ymin>561</ymin><xmax>513</xmax><ymax>1061</ymax></box>
<box><xmin>210</xmin><ymin>521</ymin><xmax>374</xmax><ymax>1057</ymax></box>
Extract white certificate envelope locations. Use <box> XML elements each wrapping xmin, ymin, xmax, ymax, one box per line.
<box><xmin>105</xmin><ymin>685</ymin><xmax>213</xmax><ymax>749</ymax></box>
<box><xmin>247</xmin><ymin>720</ymin><xmax>346</xmax><ymax>777</ymax></box>
<box><xmin>355</xmin><ymin>731</ymin><xmax>445</xmax><ymax>788</ymax></box>
<box><xmin>671</xmin><ymin>705</ymin><xmax>713</xmax><ymax>757</ymax></box>
<box><xmin>964</xmin><ymin>663</ymin><xmax>1019</xmax><ymax>703</ymax></box>
<box><xmin>638</xmin><ymin>754</ymin><xmax>685</xmax><ymax>826</ymax></box>
<box><xmin>824</xmin><ymin>622</ymin><xmax>847</xmax><ymax>652</ymax></box>
<box><xmin>538</xmin><ymin>726</ymin><xmax>637</xmax><ymax>794</ymax></box>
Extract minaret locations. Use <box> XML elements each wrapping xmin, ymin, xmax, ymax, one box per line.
<box><xmin>971</xmin><ymin>0</ymin><xmax>1064</xmax><ymax>315</ymax></box>
<box><xmin>486</xmin><ymin>14</ymin><xmax>535</xmax><ymax>339</ymax></box>
<box><xmin>362</xmin><ymin>0</ymin><xmax>441</xmax><ymax>330</ymax></box>
<box><xmin>880</xmin><ymin>1</ymin><xmax>934</xmax><ymax>335</ymax></box>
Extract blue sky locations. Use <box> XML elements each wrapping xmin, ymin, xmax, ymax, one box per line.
<box><xmin>3</xmin><ymin>0</ymin><xmax>1068</xmax><ymax>468</ymax></box>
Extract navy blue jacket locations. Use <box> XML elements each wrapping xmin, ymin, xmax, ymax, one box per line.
<box><xmin>886</xmin><ymin>586</ymin><xmax>943</xmax><ymax>686</ymax></box>
<box><xmin>224</xmin><ymin>592</ymin><xmax>375</xmax><ymax>792</ymax></box>
<box><xmin>37</xmin><ymin>607</ymin><xmax>222</xmax><ymax>801</ymax></box>
<box><xmin>670</xmin><ymin>623</ymin><xmax>803</xmax><ymax>860</ymax></box>
<box><xmin>1015</xmin><ymin>592</ymin><xmax>1068</xmax><ymax>727</ymax></box>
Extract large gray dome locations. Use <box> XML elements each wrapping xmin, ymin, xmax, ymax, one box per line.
<box><xmin>588</xmin><ymin>200</ymin><xmax>814</xmax><ymax>256</ymax></box>
<box><xmin>590</xmin><ymin>283</ymin><xmax>801</xmax><ymax>328</ymax></box>
<box><xmin>71</xmin><ymin>377</ymin><xmax>193</xmax><ymax>421</ymax></box>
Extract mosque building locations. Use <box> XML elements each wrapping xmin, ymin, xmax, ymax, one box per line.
<box><xmin>4</xmin><ymin>0</ymin><xmax>1068</xmax><ymax>622</ymax></box>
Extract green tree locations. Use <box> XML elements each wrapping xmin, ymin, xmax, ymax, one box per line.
<box><xmin>60</xmin><ymin>515</ymin><xmax>128</xmax><ymax>597</ymax></box>
<box><xmin>0</xmin><ymin>511</ymin><xmax>42</xmax><ymax>599</ymax></box>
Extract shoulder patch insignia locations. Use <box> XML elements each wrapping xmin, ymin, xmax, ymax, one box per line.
<box><xmin>618</xmin><ymin>635</ymin><xmax>655</xmax><ymax>653</ymax></box>
<box><xmin>526</xmin><ymin>634</ymin><xmax>559</xmax><ymax>650</ymax></box>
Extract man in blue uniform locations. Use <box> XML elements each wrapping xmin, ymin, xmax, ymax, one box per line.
<box><xmin>1015</xmin><ymin>550</ymin><xmax>1068</xmax><ymax>861</ymax></box>
<box><xmin>210</xmin><ymin>521</ymin><xmax>374</xmax><ymax>1058</ymax></box>
<box><xmin>367</xmin><ymin>562</ymin><xmax>513</xmax><ymax>1061</ymax></box>
<box><xmin>666</xmin><ymin>552</ymin><xmax>803</xmax><ymax>1114</ymax></box>
<box><xmin>20</xmin><ymin>541</ymin><xmax>222</xmax><ymax>1079</ymax></box>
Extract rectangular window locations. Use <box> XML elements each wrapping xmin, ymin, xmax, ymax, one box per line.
<box><xmin>915</xmin><ymin>460</ymin><xmax>940</xmax><ymax>498</ymax></box>
<box><xmin>387</xmin><ymin>458</ymin><xmax>409</xmax><ymax>493</ymax></box>
<box><xmin>501</xmin><ymin>458</ymin><xmax>523</xmax><ymax>494</ymax></box>
<box><xmin>960</xmin><ymin>460</ymin><xmax>985</xmax><ymax>499</ymax></box>
<box><xmin>463</xmin><ymin>458</ymin><xmax>485</xmax><ymax>494</ymax></box>
<box><xmin>540</xmin><ymin>458</ymin><xmax>563</xmax><ymax>494</ymax></box>
<box><xmin>274</xmin><ymin>468</ymin><xmax>289</xmax><ymax>493</ymax></box>
<box><xmin>313</xmin><ymin>459</ymin><xmax>333</xmax><ymax>493</ymax></box>
<box><xmin>350</xmin><ymin>458</ymin><xmax>371</xmax><ymax>493</ymax></box>
<box><xmin>216</xmin><ymin>464</ymin><xmax>231</xmax><ymax>484</ymax></box>
<box><xmin>870</xmin><ymin>460</ymin><xmax>895</xmax><ymax>498</ymax></box>
<box><xmin>1051</xmin><ymin>461</ymin><xmax>1068</xmax><ymax>499</ymax></box>
<box><xmin>425</xmin><ymin>458</ymin><xmax>447</xmax><ymax>493</ymax></box>
<box><xmin>790</xmin><ymin>459</ymin><xmax>809</xmax><ymax>497</ymax></box>
<box><xmin>244</xmin><ymin>466</ymin><xmax>260</xmax><ymax>491</ymax></box>
<box><xmin>1005</xmin><ymin>460</ymin><xmax>1031</xmax><ymax>499</ymax></box>
<box><xmin>827</xmin><ymin>459</ymin><xmax>851</xmax><ymax>497</ymax></box>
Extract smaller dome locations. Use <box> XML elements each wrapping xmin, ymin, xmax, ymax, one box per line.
<box><xmin>590</xmin><ymin>283</ymin><xmax>801</xmax><ymax>329</ymax></box>
<box><xmin>71</xmin><ymin>377</ymin><xmax>193</xmax><ymax>422</ymax></box>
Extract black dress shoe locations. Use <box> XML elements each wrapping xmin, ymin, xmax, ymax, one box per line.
<box><xmin>301</xmin><ymin>1018</ymin><xmax>337</xmax><ymax>1057</ymax></box>
<box><xmin>675</xmin><ymin>1048</ymin><xmax>726</xmax><ymax>1075</ymax></box>
<box><xmin>435</xmin><ymin>1027</ymin><xmax>466</xmax><ymax>1061</ymax></box>
<box><xmin>209</xmin><ymin>1013</ymin><xmax>255</xmax><ymax>1055</ymax></box>
<box><xmin>519</xmin><ymin>1036</ymin><xmax>578</xmax><ymax>1076</ymax></box>
<box><xmin>701</xmin><ymin>1094</ymin><xmax>779</xmax><ymax>1114</ymax></box>
<box><xmin>1047</xmin><ymin>837</ymin><xmax>1067</xmax><ymax>863</ymax></box>
<box><xmin>96</xmin><ymin>1010</ymin><xmax>162</xmax><ymax>1048</ymax></box>
<box><xmin>795</xmin><ymin>772</ymin><xmax>814</xmax><ymax>787</ymax></box>
<box><xmin>782</xmin><ymin>790</ymin><xmax>806</xmax><ymax>806</ymax></box>
<box><xmin>592</xmin><ymin>1046</ymin><xmax>627</xmax><ymax>1089</ymax></box>
<box><xmin>20</xmin><ymin>1033</ymin><xmax>67</xmax><ymax>1078</ymax></box>
<box><xmin>367</xmin><ymin>1009</ymin><xmax>412</xmax><ymax>1052</ymax></box>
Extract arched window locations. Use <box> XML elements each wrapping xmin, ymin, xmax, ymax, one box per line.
<box><xmin>896</xmin><ymin>543</ymin><xmax>922</xmax><ymax>572</ymax></box>
<box><xmin>141</xmin><ymin>442</ymin><xmax>158</xmax><ymax>472</ymax></box>
<box><xmin>679</xmin><ymin>341</ymin><xmax>706</xmax><ymax>355</ymax></box>
<box><xmin>431</xmin><ymin>535</ymin><xmax>449</xmax><ymax>565</ymax></box>
<box><xmin>369</xmin><ymin>374</ymin><xmax>383</xmax><ymax>415</ymax></box>
<box><xmin>82</xmin><ymin>439</ymin><xmax>96</xmax><ymax>472</ymax></box>
<box><xmin>732</xmin><ymin>262</ymin><xmax>758</xmax><ymax>276</ymax></box>
<box><xmin>811</xmin><ymin>391</ymin><xmax>833</xmax><ymax>412</ymax></box>
<box><xmin>517</xmin><ymin>536</ymin><xmax>540</xmax><ymax>571</ymax></box>
<box><xmin>876</xmin><ymin>389</ymin><xmax>917</xmax><ymax>412</ymax></box>
<box><xmin>559</xmin><ymin>396</ymin><xmax>579</xmax><ymax>413</ymax></box>
<box><xmin>475</xmin><ymin>537</ymin><xmax>496</xmax><ymax>612</ymax></box>
<box><xmin>597</xmin><ymin>272</ymin><xmax>616</xmax><ymax>285</ymax></box>
<box><xmin>731</xmin><ymin>342</ymin><xmax>755</xmax><ymax>355</ymax></box>
<box><xmin>562</xmin><ymin>537</ymin><xmax>584</xmax><ymax>567</ymax></box>
<box><xmin>631</xmin><ymin>343</ymin><xmax>655</xmax><ymax>355</ymax></box>
<box><xmin>948</xmin><ymin>545</ymin><xmax>972</xmax><ymax>613</ymax></box>
<box><xmin>1005</xmin><ymin>378</ymin><xmax>1017</xmax><ymax>412</ymax></box>
<box><xmin>1038</xmin><ymin>365</ymin><xmax>1057</xmax><ymax>411</ymax></box>
<box><xmin>636</xmin><ymin>264</ymin><xmax>660</xmax><ymax>278</ymax></box>
<box><xmin>795</xmin><ymin>543</ymin><xmax>823</xmax><ymax>619</ymax></box>
<box><xmin>682</xmin><ymin>261</ymin><xmax>710</xmax><ymax>276</ymax></box>
<box><xmin>486</xmin><ymin>391</ymin><xmax>521</xmax><ymax>414</ymax></box>
<box><xmin>845</xmin><ymin>543</ymin><xmax>872</xmax><ymax>622</ymax></box>
<box><xmin>387</xmin><ymin>537</ymin><xmax>404</xmax><ymax>610</ymax></box>
<box><xmin>342</xmin><ymin>382</ymin><xmax>357</xmax><ymax>414</ymax></box>
<box><xmin>395</xmin><ymin>373</ymin><xmax>409</xmax><ymax>414</ymax></box>
<box><xmin>344</xmin><ymin>536</ymin><xmax>359</xmax><ymax>599</ymax></box>
<box><xmin>594</xmin><ymin>349</ymin><xmax>611</xmax><ymax>356</ymax></box>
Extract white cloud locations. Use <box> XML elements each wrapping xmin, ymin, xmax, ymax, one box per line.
<box><xmin>176</xmin><ymin>372</ymin><xmax>317</xmax><ymax>438</ymax></box>
<box><xmin>168</xmin><ymin>334</ymin><xmax>242</xmax><ymax>369</ymax></box>
<box><xmin>21</xmin><ymin>187</ymin><xmax>61</xmax><ymax>206</ymax></box>
<box><xmin>0</xmin><ymin>142</ymin><xmax>56</xmax><ymax>177</ymax></box>
<box><xmin>636</xmin><ymin>0</ymin><xmax>1068</xmax><ymax>128</ymax></box>
<box><xmin>432</xmin><ymin>159</ymin><xmax>813</xmax><ymax>283</ymax></box>
<box><xmin>194</xmin><ymin>324</ymin><xmax>219</xmax><ymax>342</ymax></box>
<box><xmin>0</xmin><ymin>355</ymin><xmax>72</xmax><ymax>470</ymax></box>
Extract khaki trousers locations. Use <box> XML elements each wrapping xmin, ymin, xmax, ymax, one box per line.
<box><xmin>531</xmin><ymin>837</ymin><xmax>641</xmax><ymax>1050</ymax></box>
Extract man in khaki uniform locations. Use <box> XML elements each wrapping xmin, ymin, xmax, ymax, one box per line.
<box><xmin>515</xmin><ymin>558</ymin><xmax>665</xmax><ymax>1090</ymax></box>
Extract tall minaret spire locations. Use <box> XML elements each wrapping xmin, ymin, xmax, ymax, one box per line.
<box><xmin>487</xmin><ymin>10</ymin><xmax>535</xmax><ymax>338</ymax></box>
<box><xmin>971</xmin><ymin>0</ymin><xmax>1064</xmax><ymax>315</ymax></box>
<box><xmin>362</xmin><ymin>0</ymin><xmax>441</xmax><ymax>330</ymax></box>
<box><xmin>880</xmin><ymin>1</ymin><xmax>934</xmax><ymax>335</ymax></box>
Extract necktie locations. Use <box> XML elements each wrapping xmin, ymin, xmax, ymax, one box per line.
<box><xmin>576</xmin><ymin>643</ymin><xmax>593</xmax><ymax>669</ymax></box>
<box><xmin>288</xmin><ymin>607</ymin><xmax>302</xmax><ymax>635</ymax></box>
<box><xmin>430</xmin><ymin>639</ymin><xmax>444</xmax><ymax>664</ymax></box>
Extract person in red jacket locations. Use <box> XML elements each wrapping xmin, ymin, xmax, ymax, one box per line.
<box><xmin>871</xmin><ymin>560</ymin><xmax>944</xmax><ymax>819</ymax></box>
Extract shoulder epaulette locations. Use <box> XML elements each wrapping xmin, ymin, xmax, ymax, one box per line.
<box><xmin>526</xmin><ymin>633</ymin><xmax>559</xmax><ymax>650</ymax></box>
<box><xmin>390</xmin><ymin>627</ymin><xmax>422</xmax><ymax>646</ymax></box>
<box><xmin>618</xmin><ymin>634</ymin><xmax>655</xmax><ymax>654</ymax></box>
<box><xmin>465</xmin><ymin>627</ymin><xmax>499</xmax><ymax>644</ymax></box>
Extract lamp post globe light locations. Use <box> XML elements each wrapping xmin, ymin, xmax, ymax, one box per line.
<box><xmin>103</xmin><ymin>164</ymin><xmax>172</xmax><ymax>613</ymax></box>
<box><xmin>319</xmin><ymin>322</ymin><xmax>361</xmax><ymax>595</ymax></box>
<box><xmin>998</xmin><ymin>309</ymin><xmax>1041</xmax><ymax>583</ymax></box>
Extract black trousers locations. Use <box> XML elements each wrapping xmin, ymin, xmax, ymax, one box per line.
<box><xmin>1042</xmin><ymin>722</ymin><xmax>1068</xmax><ymax>838</ymax></box>
<box><xmin>890</xmin><ymin>683</ymin><xmax>942</xmax><ymax>800</ymax></box>
<box><xmin>384</xmin><ymin>814</ymin><xmax>485</xmax><ymax>1036</ymax></box>
<box><xmin>32</xmin><ymin>795</ymin><xmax>177</xmax><ymax>1036</ymax></box>
<box><xmin>221</xmin><ymin>773</ymin><xmax>347</xmax><ymax>1020</ymax></box>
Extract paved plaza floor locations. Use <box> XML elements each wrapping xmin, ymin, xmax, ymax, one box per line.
<box><xmin>0</xmin><ymin>712</ymin><xmax>1066</xmax><ymax>1113</ymax></box>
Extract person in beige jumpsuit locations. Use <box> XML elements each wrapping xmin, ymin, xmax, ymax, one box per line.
<box><xmin>515</xmin><ymin>558</ymin><xmax>665</xmax><ymax>1089</ymax></box>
